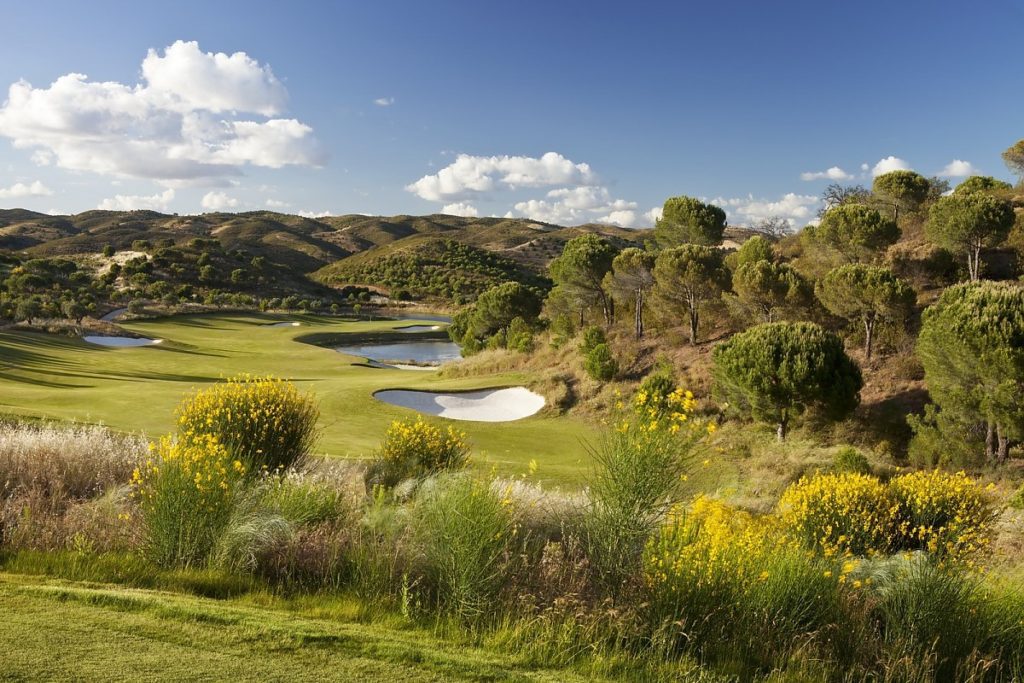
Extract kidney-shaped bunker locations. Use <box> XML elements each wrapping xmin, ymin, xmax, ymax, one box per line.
<box><xmin>373</xmin><ymin>387</ymin><xmax>545</xmax><ymax>422</ymax></box>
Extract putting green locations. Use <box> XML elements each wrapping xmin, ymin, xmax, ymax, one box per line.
<box><xmin>0</xmin><ymin>313</ymin><xmax>598</xmax><ymax>486</ymax></box>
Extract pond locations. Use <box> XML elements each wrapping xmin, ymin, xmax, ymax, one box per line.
<box><xmin>335</xmin><ymin>340</ymin><xmax>461</xmax><ymax>367</ymax></box>
<box><xmin>373</xmin><ymin>387</ymin><xmax>546</xmax><ymax>422</ymax></box>
<box><xmin>83</xmin><ymin>336</ymin><xmax>162</xmax><ymax>347</ymax></box>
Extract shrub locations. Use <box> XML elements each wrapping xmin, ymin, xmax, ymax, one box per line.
<box><xmin>506</xmin><ymin>316</ymin><xmax>535</xmax><ymax>353</ymax></box>
<box><xmin>366</xmin><ymin>417</ymin><xmax>470</xmax><ymax>489</ymax></box>
<box><xmin>411</xmin><ymin>475</ymin><xmax>517</xmax><ymax>618</ymax></box>
<box><xmin>584</xmin><ymin>343</ymin><xmax>618</xmax><ymax>382</ymax></box>
<box><xmin>578</xmin><ymin>325</ymin><xmax>606</xmax><ymax>355</ymax></box>
<box><xmin>176</xmin><ymin>375</ymin><xmax>320</xmax><ymax>473</ymax></box>
<box><xmin>833</xmin><ymin>446</ymin><xmax>871</xmax><ymax>475</ymax></box>
<box><xmin>888</xmin><ymin>470</ymin><xmax>996</xmax><ymax>560</ymax></box>
<box><xmin>1009</xmin><ymin>485</ymin><xmax>1024</xmax><ymax>510</ymax></box>
<box><xmin>583</xmin><ymin>388</ymin><xmax>708</xmax><ymax>588</ymax></box>
<box><xmin>132</xmin><ymin>434</ymin><xmax>246</xmax><ymax>567</ymax></box>
<box><xmin>637</xmin><ymin>371</ymin><xmax>678</xmax><ymax>417</ymax></box>
<box><xmin>778</xmin><ymin>472</ymin><xmax>896</xmax><ymax>557</ymax></box>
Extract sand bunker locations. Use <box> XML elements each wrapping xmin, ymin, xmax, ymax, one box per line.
<box><xmin>265</xmin><ymin>321</ymin><xmax>301</xmax><ymax>327</ymax></box>
<box><xmin>396</xmin><ymin>324</ymin><xmax>442</xmax><ymax>332</ymax></box>
<box><xmin>373</xmin><ymin>387</ymin><xmax>545</xmax><ymax>422</ymax></box>
<box><xmin>83</xmin><ymin>336</ymin><xmax>162</xmax><ymax>347</ymax></box>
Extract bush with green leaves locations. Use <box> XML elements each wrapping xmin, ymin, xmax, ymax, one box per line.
<box><xmin>833</xmin><ymin>446</ymin><xmax>871</xmax><ymax>475</ymax></box>
<box><xmin>410</xmin><ymin>475</ymin><xmax>517</xmax><ymax>619</ymax></box>
<box><xmin>583</xmin><ymin>343</ymin><xmax>617</xmax><ymax>382</ymax></box>
<box><xmin>578</xmin><ymin>325</ymin><xmax>607</xmax><ymax>355</ymax></box>
<box><xmin>712</xmin><ymin>322</ymin><xmax>862</xmax><ymax>440</ymax></box>
<box><xmin>365</xmin><ymin>417</ymin><xmax>470</xmax><ymax>489</ymax></box>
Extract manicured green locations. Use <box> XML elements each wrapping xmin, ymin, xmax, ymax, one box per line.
<box><xmin>0</xmin><ymin>312</ymin><xmax>598</xmax><ymax>485</ymax></box>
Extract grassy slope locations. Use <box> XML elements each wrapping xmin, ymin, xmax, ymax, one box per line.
<box><xmin>0</xmin><ymin>573</ymin><xmax>595</xmax><ymax>682</ymax></box>
<box><xmin>0</xmin><ymin>313</ymin><xmax>597</xmax><ymax>486</ymax></box>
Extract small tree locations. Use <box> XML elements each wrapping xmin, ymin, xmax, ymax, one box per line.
<box><xmin>953</xmin><ymin>175</ymin><xmax>1013</xmax><ymax>197</ymax></box>
<box><xmin>816</xmin><ymin>264</ymin><xmax>916</xmax><ymax>359</ymax></box>
<box><xmin>61</xmin><ymin>298</ymin><xmax>87</xmax><ymax>324</ymax></box>
<box><xmin>549</xmin><ymin>234</ymin><xmax>618</xmax><ymax>326</ymax></box>
<box><xmin>734</xmin><ymin>235</ymin><xmax>775</xmax><ymax>267</ymax></box>
<box><xmin>926</xmin><ymin>192</ymin><xmax>1015</xmax><ymax>281</ymax></box>
<box><xmin>584</xmin><ymin>343</ymin><xmax>618</xmax><ymax>381</ymax></box>
<box><xmin>468</xmin><ymin>281</ymin><xmax>542</xmax><ymax>340</ymax></box>
<box><xmin>872</xmin><ymin>170</ymin><xmax>930</xmax><ymax>223</ymax></box>
<box><xmin>654</xmin><ymin>196</ymin><xmax>726</xmax><ymax>247</ymax></box>
<box><xmin>732</xmin><ymin>260</ymin><xmax>811</xmax><ymax>323</ymax></box>
<box><xmin>606</xmin><ymin>248</ymin><xmax>656</xmax><ymax>339</ymax></box>
<box><xmin>653</xmin><ymin>245</ymin><xmax>729</xmax><ymax>345</ymax></box>
<box><xmin>712</xmin><ymin>322</ymin><xmax>862</xmax><ymax>440</ymax></box>
<box><xmin>804</xmin><ymin>204</ymin><xmax>900</xmax><ymax>263</ymax></box>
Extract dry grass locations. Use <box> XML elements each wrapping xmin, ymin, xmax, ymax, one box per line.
<box><xmin>0</xmin><ymin>423</ymin><xmax>146</xmax><ymax>500</ymax></box>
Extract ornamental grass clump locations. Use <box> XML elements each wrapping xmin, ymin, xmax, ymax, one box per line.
<box><xmin>366</xmin><ymin>417</ymin><xmax>469</xmax><ymax>489</ymax></box>
<box><xmin>176</xmin><ymin>375</ymin><xmax>319</xmax><ymax>473</ymax></box>
<box><xmin>131</xmin><ymin>434</ymin><xmax>246</xmax><ymax>568</ymax></box>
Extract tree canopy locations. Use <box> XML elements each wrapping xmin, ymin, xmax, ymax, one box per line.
<box><xmin>712</xmin><ymin>321</ymin><xmax>862</xmax><ymax>440</ymax></box>
<box><xmin>734</xmin><ymin>235</ymin><xmax>775</xmax><ymax>267</ymax></box>
<box><xmin>732</xmin><ymin>260</ymin><xmax>811</xmax><ymax>323</ymax></box>
<box><xmin>816</xmin><ymin>264</ymin><xmax>915</xmax><ymax>359</ymax></box>
<box><xmin>917</xmin><ymin>281</ymin><xmax>1024</xmax><ymax>463</ymax></box>
<box><xmin>872</xmin><ymin>170</ymin><xmax>930</xmax><ymax>222</ymax></box>
<box><xmin>606</xmin><ymin>247</ymin><xmax>657</xmax><ymax>339</ymax></box>
<box><xmin>926</xmin><ymin>192</ymin><xmax>1015</xmax><ymax>281</ymax></box>
<box><xmin>1002</xmin><ymin>139</ymin><xmax>1024</xmax><ymax>182</ymax></box>
<box><xmin>549</xmin><ymin>234</ymin><xmax>619</xmax><ymax>326</ymax></box>
<box><xmin>804</xmin><ymin>204</ymin><xmax>900</xmax><ymax>263</ymax></box>
<box><xmin>653</xmin><ymin>245</ymin><xmax>729</xmax><ymax>345</ymax></box>
<box><xmin>654</xmin><ymin>196</ymin><xmax>726</xmax><ymax>247</ymax></box>
<box><xmin>953</xmin><ymin>175</ymin><xmax>1013</xmax><ymax>197</ymax></box>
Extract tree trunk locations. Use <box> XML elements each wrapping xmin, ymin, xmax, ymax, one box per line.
<box><xmin>578</xmin><ymin>308</ymin><xmax>585</xmax><ymax>329</ymax></box>
<box><xmin>689</xmin><ymin>308</ymin><xmax>699</xmax><ymax>346</ymax></box>
<box><xmin>969</xmin><ymin>246</ymin><xmax>981</xmax><ymax>281</ymax></box>
<box><xmin>606</xmin><ymin>295</ymin><xmax>615</xmax><ymax>328</ymax></box>
<box><xmin>863</xmin><ymin>315</ymin><xmax>875</xmax><ymax>360</ymax></box>
<box><xmin>996</xmin><ymin>424</ymin><xmax>1010</xmax><ymax>463</ymax></box>
<box><xmin>634</xmin><ymin>288</ymin><xmax>643</xmax><ymax>339</ymax></box>
<box><xmin>986</xmin><ymin>421</ymin><xmax>996</xmax><ymax>461</ymax></box>
<box><xmin>777</xmin><ymin>414</ymin><xmax>788</xmax><ymax>441</ymax></box>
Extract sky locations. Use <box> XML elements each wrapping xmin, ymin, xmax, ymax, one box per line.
<box><xmin>0</xmin><ymin>0</ymin><xmax>1021</xmax><ymax>228</ymax></box>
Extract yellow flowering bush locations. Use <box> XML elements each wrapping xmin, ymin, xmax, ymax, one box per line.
<box><xmin>889</xmin><ymin>470</ymin><xmax>996</xmax><ymax>560</ymax></box>
<box><xmin>176</xmin><ymin>375</ymin><xmax>319</xmax><ymax>473</ymax></box>
<box><xmin>778</xmin><ymin>472</ymin><xmax>897</xmax><ymax>557</ymax></box>
<box><xmin>131</xmin><ymin>434</ymin><xmax>246</xmax><ymax>567</ymax></box>
<box><xmin>778</xmin><ymin>470</ymin><xmax>996</xmax><ymax>563</ymax></box>
<box><xmin>367</xmin><ymin>417</ymin><xmax>470</xmax><ymax>488</ymax></box>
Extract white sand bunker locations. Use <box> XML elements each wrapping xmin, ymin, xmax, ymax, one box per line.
<box><xmin>83</xmin><ymin>335</ymin><xmax>162</xmax><ymax>347</ymax></box>
<box><xmin>374</xmin><ymin>387</ymin><xmax>545</xmax><ymax>422</ymax></box>
<box><xmin>396</xmin><ymin>324</ymin><xmax>442</xmax><ymax>332</ymax></box>
<box><xmin>265</xmin><ymin>321</ymin><xmax>301</xmax><ymax>327</ymax></box>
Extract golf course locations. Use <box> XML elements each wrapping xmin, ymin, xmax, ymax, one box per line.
<box><xmin>0</xmin><ymin>312</ymin><xmax>598</xmax><ymax>486</ymax></box>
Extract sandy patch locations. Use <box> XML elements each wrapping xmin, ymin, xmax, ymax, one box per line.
<box><xmin>83</xmin><ymin>336</ymin><xmax>162</xmax><ymax>347</ymax></box>
<box><xmin>374</xmin><ymin>387</ymin><xmax>545</xmax><ymax>422</ymax></box>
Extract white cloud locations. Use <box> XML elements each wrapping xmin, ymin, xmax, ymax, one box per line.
<box><xmin>265</xmin><ymin>198</ymin><xmax>289</xmax><ymax>208</ymax></box>
<box><xmin>0</xmin><ymin>180</ymin><xmax>53</xmax><ymax>198</ymax></box>
<box><xmin>644</xmin><ymin>207</ymin><xmax>663</xmax><ymax>225</ymax></box>
<box><xmin>201</xmin><ymin>190</ymin><xmax>238</xmax><ymax>211</ymax></box>
<box><xmin>97</xmin><ymin>188</ymin><xmax>175</xmax><ymax>211</ymax></box>
<box><xmin>939</xmin><ymin>159</ymin><xmax>978</xmax><ymax>178</ymax></box>
<box><xmin>709</xmin><ymin>192</ymin><xmax>820</xmax><ymax>228</ymax></box>
<box><xmin>800</xmin><ymin>166</ymin><xmax>853</xmax><ymax>181</ymax></box>
<box><xmin>373</xmin><ymin>97</ymin><xmax>395</xmax><ymax>106</ymax></box>
<box><xmin>860</xmin><ymin>163</ymin><xmax>869</xmax><ymax>172</ymax></box>
<box><xmin>871</xmin><ymin>156</ymin><xmax>912</xmax><ymax>177</ymax></box>
<box><xmin>0</xmin><ymin>40</ymin><xmax>324</xmax><ymax>184</ymax></box>
<box><xmin>510</xmin><ymin>187</ymin><xmax>637</xmax><ymax>226</ymax></box>
<box><xmin>406</xmin><ymin>152</ymin><xmax>597</xmax><ymax>201</ymax></box>
<box><xmin>297</xmin><ymin>210</ymin><xmax>331</xmax><ymax>218</ymax></box>
<box><xmin>441</xmin><ymin>202</ymin><xmax>478</xmax><ymax>217</ymax></box>
<box><xmin>595</xmin><ymin>210</ymin><xmax>636</xmax><ymax>227</ymax></box>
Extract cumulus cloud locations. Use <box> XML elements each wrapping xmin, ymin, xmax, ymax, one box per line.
<box><xmin>0</xmin><ymin>40</ymin><xmax>324</xmax><ymax>184</ymax></box>
<box><xmin>939</xmin><ymin>159</ymin><xmax>979</xmax><ymax>178</ymax></box>
<box><xmin>510</xmin><ymin>186</ymin><xmax>637</xmax><ymax>227</ymax></box>
<box><xmin>441</xmin><ymin>202</ymin><xmax>478</xmax><ymax>217</ymax></box>
<box><xmin>644</xmin><ymin>206</ymin><xmax>663</xmax><ymax>225</ymax></box>
<box><xmin>201</xmin><ymin>190</ymin><xmax>238</xmax><ymax>211</ymax></box>
<box><xmin>595</xmin><ymin>210</ymin><xmax>637</xmax><ymax>227</ymax></box>
<box><xmin>97</xmin><ymin>188</ymin><xmax>175</xmax><ymax>211</ymax></box>
<box><xmin>709</xmin><ymin>192</ymin><xmax>820</xmax><ymax>228</ymax></box>
<box><xmin>871</xmin><ymin>156</ymin><xmax>912</xmax><ymax>177</ymax></box>
<box><xmin>406</xmin><ymin>152</ymin><xmax>597</xmax><ymax>201</ymax></box>
<box><xmin>373</xmin><ymin>97</ymin><xmax>395</xmax><ymax>106</ymax></box>
<box><xmin>0</xmin><ymin>180</ymin><xmax>53</xmax><ymax>198</ymax></box>
<box><xmin>265</xmin><ymin>198</ymin><xmax>290</xmax><ymax>208</ymax></box>
<box><xmin>800</xmin><ymin>166</ymin><xmax>853</xmax><ymax>181</ymax></box>
<box><xmin>297</xmin><ymin>210</ymin><xmax>331</xmax><ymax>218</ymax></box>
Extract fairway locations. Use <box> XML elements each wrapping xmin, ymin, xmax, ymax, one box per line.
<box><xmin>0</xmin><ymin>313</ymin><xmax>598</xmax><ymax>485</ymax></box>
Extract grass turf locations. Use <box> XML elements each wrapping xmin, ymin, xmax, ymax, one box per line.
<box><xmin>0</xmin><ymin>572</ymin><xmax>598</xmax><ymax>682</ymax></box>
<box><xmin>0</xmin><ymin>313</ymin><xmax>598</xmax><ymax>486</ymax></box>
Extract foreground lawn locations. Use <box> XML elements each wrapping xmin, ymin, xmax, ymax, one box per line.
<box><xmin>0</xmin><ymin>573</ymin><xmax>594</xmax><ymax>682</ymax></box>
<box><xmin>0</xmin><ymin>313</ymin><xmax>597</xmax><ymax>485</ymax></box>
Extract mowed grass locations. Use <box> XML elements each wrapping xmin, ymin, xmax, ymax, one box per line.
<box><xmin>0</xmin><ymin>573</ymin><xmax>596</xmax><ymax>682</ymax></box>
<box><xmin>0</xmin><ymin>313</ymin><xmax>598</xmax><ymax>486</ymax></box>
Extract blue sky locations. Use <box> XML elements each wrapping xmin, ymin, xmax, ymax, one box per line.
<box><xmin>0</xmin><ymin>0</ymin><xmax>1021</xmax><ymax>227</ymax></box>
